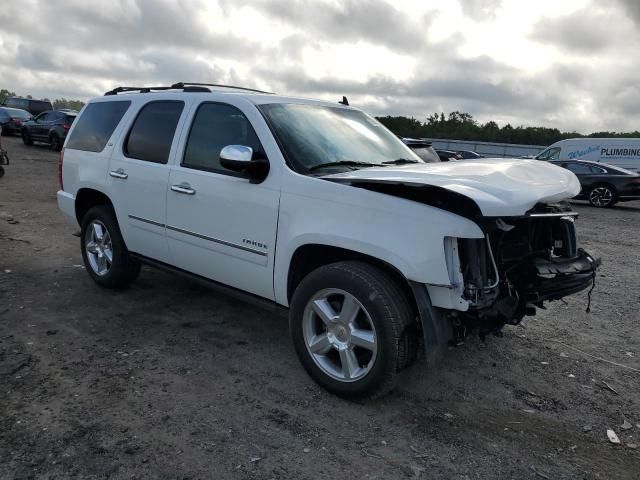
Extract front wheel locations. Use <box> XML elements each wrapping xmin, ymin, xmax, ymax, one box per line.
<box><xmin>80</xmin><ymin>205</ymin><xmax>140</xmax><ymax>288</ymax></box>
<box><xmin>289</xmin><ymin>261</ymin><xmax>416</xmax><ymax>400</ymax></box>
<box><xmin>588</xmin><ymin>184</ymin><xmax>616</xmax><ymax>207</ymax></box>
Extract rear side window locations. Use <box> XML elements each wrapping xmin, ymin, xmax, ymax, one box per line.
<box><xmin>66</xmin><ymin>101</ymin><xmax>131</xmax><ymax>152</ymax></box>
<box><xmin>6</xmin><ymin>98</ymin><xmax>28</xmax><ymax>110</ymax></box>
<box><xmin>566</xmin><ymin>163</ymin><xmax>592</xmax><ymax>174</ymax></box>
<box><xmin>124</xmin><ymin>101</ymin><xmax>184</xmax><ymax>164</ymax></box>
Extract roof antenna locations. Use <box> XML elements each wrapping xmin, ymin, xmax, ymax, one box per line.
<box><xmin>338</xmin><ymin>96</ymin><xmax>349</xmax><ymax>106</ymax></box>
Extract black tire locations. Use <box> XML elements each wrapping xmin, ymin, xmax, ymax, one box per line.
<box><xmin>0</xmin><ymin>166</ymin><xmax>4</xmax><ymax>178</ymax></box>
<box><xmin>21</xmin><ymin>129</ymin><xmax>33</xmax><ymax>146</ymax></box>
<box><xmin>80</xmin><ymin>205</ymin><xmax>140</xmax><ymax>288</ymax></box>
<box><xmin>49</xmin><ymin>133</ymin><xmax>62</xmax><ymax>152</ymax></box>
<box><xmin>289</xmin><ymin>261</ymin><xmax>416</xmax><ymax>400</ymax></box>
<box><xmin>588</xmin><ymin>184</ymin><xmax>616</xmax><ymax>208</ymax></box>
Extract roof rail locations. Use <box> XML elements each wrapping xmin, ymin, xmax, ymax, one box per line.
<box><xmin>104</xmin><ymin>86</ymin><xmax>173</xmax><ymax>96</ymax></box>
<box><xmin>171</xmin><ymin>82</ymin><xmax>273</xmax><ymax>94</ymax></box>
<box><xmin>104</xmin><ymin>83</ymin><xmax>273</xmax><ymax>96</ymax></box>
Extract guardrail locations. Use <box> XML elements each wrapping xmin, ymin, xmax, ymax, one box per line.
<box><xmin>427</xmin><ymin>138</ymin><xmax>547</xmax><ymax>158</ymax></box>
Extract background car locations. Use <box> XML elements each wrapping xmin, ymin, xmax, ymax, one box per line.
<box><xmin>551</xmin><ymin>160</ymin><xmax>640</xmax><ymax>207</ymax></box>
<box><xmin>2</xmin><ymin>97</ymin><xmax>53</xmax><ymax>116</ymax></box>
<box><xmin>401</xmin><ymin>137</ymin><xmax>440</xmax><ymax>162</ymax></box>
<box><xmin>435</xmin><ymin>149</ymin><xmax>463</xmax><ymax>161</ymax></box>
<box><xmin>0</xmin><ymin>107</ymin><xmax>32</xmax><ymax>135</ymax></box>
<box><xmin>456</xmin><ymin>150</ymin><xmax>484</xmax><ymax>159</ymax></box>
<box><xmin>21</xmin><ymin>110</ymin><xmax>77</xmax><ymax>151</ymax></box>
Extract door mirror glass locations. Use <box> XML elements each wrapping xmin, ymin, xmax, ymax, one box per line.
<box><xmin>219</xmin><ymin>145</ymin><xmax>269</xmax><ymax>183</ymax></box>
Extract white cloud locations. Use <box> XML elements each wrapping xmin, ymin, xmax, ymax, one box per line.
<box><xmin>0</xmin><ymin>0</ymin><xmax>637</xmax><ymax>132</ymax></box>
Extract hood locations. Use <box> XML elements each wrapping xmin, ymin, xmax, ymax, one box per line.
<box><xmin>323</xmin><ymin>158</ymin><xmax>581</xmax><ymax>217</ymax></box>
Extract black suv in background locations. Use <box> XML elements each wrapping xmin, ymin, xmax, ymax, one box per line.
<box><xmin>21</xmin><ymin>110</ymin><xmax>77</xmax><ymax>151</ymax></box>
<box><xmin>2</xmin><ymin>97</ymin><xmax>53</xmax><ymax>116</ymax></box>
<box><xmin>0</xmin><ymin>107</ymin><xmax>32</xmax><ymax>135</ymax></box>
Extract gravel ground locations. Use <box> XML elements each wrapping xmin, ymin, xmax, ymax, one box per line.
<box><xmin>1</xmin><ymin>135</ymin><xmax>639</xmax><ymax>480</ymax></box>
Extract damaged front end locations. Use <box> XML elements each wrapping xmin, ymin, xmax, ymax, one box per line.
<box><xmin>452</xmin><ymin>202</ymin><xmax>600</xmax><ymax>338</ymax></box>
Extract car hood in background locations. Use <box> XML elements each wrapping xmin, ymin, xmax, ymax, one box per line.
<box><xmin>323</xmin><ymin>158</ymin><xmax>581</xmax><ymax>217</ymax></box>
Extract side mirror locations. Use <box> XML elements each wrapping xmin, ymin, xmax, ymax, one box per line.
<box><xmin>220</xmin><ymin>145</ymin><xmax>269</xmax><ymax>183</ymax></box>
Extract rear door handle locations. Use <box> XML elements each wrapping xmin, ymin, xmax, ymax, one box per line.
<box><xmin>171</xmin><ymin>183</ymin><xmax>196</xmax><ymax>195</ymax></box>
<box><xmin>109</xmin><ymin>168</ymin><xmax>128</xmax><ymax>179</ymax></box>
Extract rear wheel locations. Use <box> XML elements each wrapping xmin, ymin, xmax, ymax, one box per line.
<box><xmin>80</xmin><ymin>205</ymin><xmax>140</xmax><ymax>288</ymax></box>
<box><xmin>289</xmin><ymin>261</ymin><xmax>416</xmax><ymax>400</ymax></box>
<box><xmin>588</xmin><ymin>184</ymin><xmax>616</xmax><ymax>207</ymax></box>
<box><xmin>49</xmin><ymin>133</ymin><xmax>62</xmax><ymax>152</ymax></box>
<box><xmin>21</xmin><ymin>129</ymin><xmax>33</xmax><ymax>146</ymax></box>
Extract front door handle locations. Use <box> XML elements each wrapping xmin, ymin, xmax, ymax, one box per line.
<box><xmin>109</xmin><ymin>168</ymin><xmax>128</xmax><ymax>179</ymax></box>
<box><xmin>171</xmin><ymin>183</ymin><xmax>196</xmax><ymax>195</ymax></box>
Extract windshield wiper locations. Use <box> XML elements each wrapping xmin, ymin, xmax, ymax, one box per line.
<box><xmin>382</xmin><ymin>158</ymin><xmax>420</xmax><ymax>165</ymax></box>
<box><xmin>308</xmin><ymin>160</ymin><xmax>384</xmax><ymax>172</ymax></box>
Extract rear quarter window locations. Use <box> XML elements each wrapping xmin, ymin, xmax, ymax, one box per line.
<box><xmin>66</xmin><ymin>101</ymin><xmax>131</xmax><ymax>152</ymax></box>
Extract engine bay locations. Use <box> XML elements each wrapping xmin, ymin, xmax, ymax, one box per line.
<box><xmin>455</xmin><ymin>202</ymin><xmax>600</xmax><ymax>337</ymax></box>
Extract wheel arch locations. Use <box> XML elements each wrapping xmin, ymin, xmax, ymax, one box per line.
<box><xmin>75</xmin><ymin>188</ymin><xmax>114</xmax><ymax>225</ymax></box>
<box><xmin>286</xmin><ymin>243</ymin><xmax>419</xmax><ymax>323</ymax></box>
<box><xmin>590</xmin><ymin>181</ymin><xmax>618</xmax><ymax>194</ymax></box>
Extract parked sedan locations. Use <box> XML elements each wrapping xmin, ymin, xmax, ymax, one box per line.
<box><xmin>551</xmin><ymin>160</ymin><xmax>640</xmax><ymax>207</ymax></box>
<box><xmin>0</xmin><ymin>107</ymin><xmax>32</xmax><ymax>135</ymax></box>
<box><xmin>21</xmin><ymin>110</ymin><xmax>77</xmax><ymax>151</ymax></box>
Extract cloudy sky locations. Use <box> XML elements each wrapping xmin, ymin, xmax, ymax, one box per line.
<box><xmin>0</xmin><ymin>0</ymin><xmax>638</xmax><ymax>132</ymax></box>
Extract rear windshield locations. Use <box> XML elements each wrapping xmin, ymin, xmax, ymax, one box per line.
<box><xmin>65</xmin><ymin>115</ymin><xmax>77</xmax><ymax>123</ymax></box>
<box><xmin>5</xmin><ymin>108</ymin><xmax>31</xmax><ymax>119</ymax></box>
<box><xmin>66</xmin><ymin>101</ymin><xmax>130</xmax><ymax>152</ymax></box>
<box><xmin>606</xmin><ymin>164</ymin><xmax>636</xmax><ymax>175</ymax></box>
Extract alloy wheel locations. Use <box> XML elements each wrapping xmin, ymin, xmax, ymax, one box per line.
<box><xmin>589</xmin><ymin>186</ymin><xmax>613</xmax><ymax>207</ymax></box>
<box><xmin>84</xmin><ymin>220</ymin><xmax>113</xmax><ymax>276</ymax></box>
<box><xmin>302</xmin><ymin>288</ymin><xmax>377</xmax><ymax>382</ymax></box>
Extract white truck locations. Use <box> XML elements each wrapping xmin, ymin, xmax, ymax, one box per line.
<box><xmin>536</xmin><ymin>138</ymin><xmax>640</xmax><ymax>172</ymax></box>
<box><xmin>57</xmin><ymin>83</ymin><xmax>599</xmax><ymax>399</ymax></box>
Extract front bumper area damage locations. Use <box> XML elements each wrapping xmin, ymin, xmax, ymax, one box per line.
<box><xmin>450</xmin><ymin>203</ymin><xmax>600</xmax><ymax>339</ymax></box>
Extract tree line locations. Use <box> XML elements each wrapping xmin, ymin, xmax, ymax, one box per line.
<box><xmin>376</xmin><ymin>111</ymin><xmax>640</xmax><ymax>146</ymax></box>
<box><xmin>0</xmin><ymin>88</ymin><xmax>85</xmax><ymax>112</ymax></box>
<box><xmin>2</xmin><ymin>86</ymin><xmax>637</xmax><ymax>145</ymax></box>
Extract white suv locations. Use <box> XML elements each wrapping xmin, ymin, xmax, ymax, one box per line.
<box><xmin>57</xmin><ymin>83</ymin><xmax>599</xmax><ymax>399</ymax></box>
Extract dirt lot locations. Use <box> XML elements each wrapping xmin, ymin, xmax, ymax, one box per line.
<box><xmin>1</xmin><ymin>135</ymin><xmax>639</xmax><ymax>480</ymax></box>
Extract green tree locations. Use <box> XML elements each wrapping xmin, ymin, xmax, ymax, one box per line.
<box><xmin>376</xmin><ymin>111</ymin><xmax>639</xmax><ymax>146</ymax></box>
<box><xmin>0</xmin><ymin>88</ymin><xmax>16</xmax><ymax>104</ymax></box>
<box><xmin>52</xmin><ymin>98</ymin><xmax>85</xmax><ymax>111</ymax></box>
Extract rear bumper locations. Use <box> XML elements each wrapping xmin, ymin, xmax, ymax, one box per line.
<box><xmin>57</xmin><ymin>190</ymin><xmax>78</xmax><ymax>228</ymax></box>
<box><xmin>527</xmin><ymin>249</ymin><xmax>600</xmax><ymax>303</ymax></box>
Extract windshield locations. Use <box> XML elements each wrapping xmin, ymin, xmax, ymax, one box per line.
<box><xmin>259</xmin><ymin>104</ymin><xmax>423</xmax><ymax>173</ymax></box>
<box><xmin>536</xmin><ymin>147</ymin><xmax>560</xmax><ymax>161</ymax></box>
